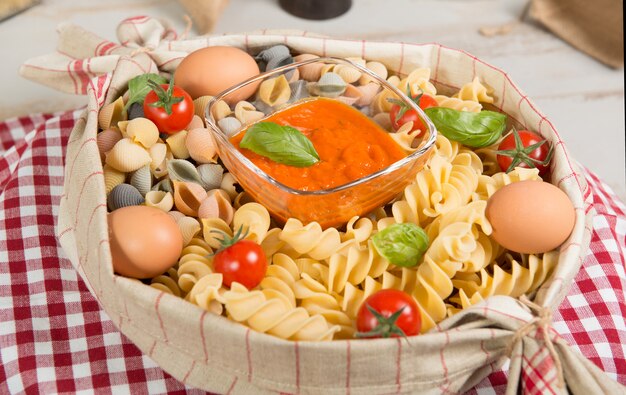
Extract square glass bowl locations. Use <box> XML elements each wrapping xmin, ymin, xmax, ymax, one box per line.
<box><xmin>205</xmin><ymin>57</ymin><xmax>437</xmax><ymax>228</ymax></box>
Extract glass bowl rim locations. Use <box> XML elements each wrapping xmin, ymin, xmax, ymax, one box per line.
<box><xmin>204</xmin><ymin>56</ymin><xmax>438</xmax><ymax>196</ymax></box>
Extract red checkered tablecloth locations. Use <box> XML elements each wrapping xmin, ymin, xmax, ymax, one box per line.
<box><xmin>1</xmin><ymin>109</ymin><xmax>624</xmax><ymax>394</ymax></box>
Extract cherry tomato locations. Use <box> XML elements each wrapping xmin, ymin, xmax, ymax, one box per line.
<box><xmin>143</xmin><ymin>80</ymin><xmax>194</xmax><ymax>134</ymax></box>
<box><xmin>496</xmin><ymin>129</ymin><xmax>553</xmax><ymax>175</ymax></box>
<box><xmin>389</xmin><ymin>92</ymin><xmax>438</xmax><ymax>133</ymax></box>
<box><xmin>214</xmin><ymin>237</ymin><xmax>267</xmax><ymax>290</ymax></box>
<box><xmin>356</xmin><ymin>289</ymin><xmax>421</xmax><ymax>338</ymax></box>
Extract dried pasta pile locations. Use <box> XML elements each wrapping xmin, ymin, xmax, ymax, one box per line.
<box><xmin>99</xmin><ymin>55</ymin><xmax>559</xmax><ymax>341</ymax></box>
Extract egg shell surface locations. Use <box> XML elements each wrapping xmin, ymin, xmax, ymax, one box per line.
<box><xmin>174</xmin><ymin>46</ymin><xmax>260</xmax><ymax>105</ymax></box>
<box><xmin>108</xmin><ymin>205</ymin><xmax>183</xmax><ymax>279</ymax></box>
<box><xmin>486</xmin><ymin>180</ymin><xmax>575</xmax><ymax>254</ymax></box>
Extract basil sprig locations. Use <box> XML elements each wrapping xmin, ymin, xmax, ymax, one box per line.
<box><xmin>372</xmin><ymin>223</ymin><xmax>429</xmax><ymax>268</ymax></box>
<box><xmin>424</xmin><ymin>107</ymin><xmax>507</xmax><ymax>148</ymax></box>
<box><xmin>124</xmin><ymin>73</ymin><xmax>168</xmax><ymax>110</ymax></box>
<box><xmin>240</xmin><ymin>122</ymin><xmax>320</xmax><ymax>167</ymax></box>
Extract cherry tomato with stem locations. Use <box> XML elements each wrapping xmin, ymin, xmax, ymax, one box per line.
<box><xmin>212</xmin><ymin>226</ymin><xmax>267</xmax><ymax>290</ymax></box>
<box><xmin>388</xmin><ymin>88</ymin><xmax>438</xmax><ymax>133</ymax></box>
<box><xmin>356</xmin><ymin>289</ymin><xmax>421</xmax><ymax>338</ymax></box>
<box><xmin>143</xmin><ymin>79</ymin><xmax>194</xmax><ymax>134</ymax></box>
<box><xmin>495</xmin><ymin>129</ymin><xmax>553</xmax><ymax>175</ymax></box>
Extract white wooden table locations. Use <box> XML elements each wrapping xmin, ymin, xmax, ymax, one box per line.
<box><xmin>1</xmin><ymin>0</ymin><xmax>624</xmax><ymax>199</ymax></box>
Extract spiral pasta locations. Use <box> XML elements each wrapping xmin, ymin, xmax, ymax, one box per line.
<box><xmin>325</xmin><ymin>240</ymin><xmax>391</xmax><ymax>294</ymax></box>
<box><xmin>294</xmin><ymin>273</ymin><xmax>354</xmax><ymax>338</ymax></box>
<box><xmin>150</xmin><ymin>267</ymin><xmax>182</xmax><ymax>297</ymax></box>
<box><xmin>223</xmin><ymin>283</ymin><xmax>340</xmax><ymax>341</ymax></box>
<box><xmin>475</xmin><ymin>167</ymin><xmax>541</xmax><ymax>200</ymax></box>
<box><xmin>177</xmin><ymin>238</ymin><xmax>214</xmax><ymax>293</ymax></box>
<box><xmin>390</xmin><ymin>153</ymin><xmax>480</xmax><ymax>227</ymax></box>
<box><xmin>434</xmin><ymin>95</ymin><xmax>482</xmax><ymax>112</ymax></box>
<box><xmin>399</xmin><ymin>68</ymin><xmax>438</xmax><ymax>97</ymax></box>
<box><xmin>186</xmin><ymin>273</ymin><xmax>225</xmax><ymax>314</ymax></box>
<box><xmin>450</xmin><ymin>250</ymin><xmax>559</xmax><ymax>310</ymax></box>
<box><xmin>279</xmin><ymin>219</ymin><xmax>350</xmax><ymax>260</ymax></box>
<box><xmin>260</xmin><ymin>253</ymin><xmax>300</xmax><ymax>307</ymax></box>
<box><xmin>341</xmin><ymin>216</ymin><xmax>374</xmax><ymax>244</ymax></box>
<box><xmin>453</xmin><ymin>77</ymin><xmax>494</xmax><ymax>104</ymax></box>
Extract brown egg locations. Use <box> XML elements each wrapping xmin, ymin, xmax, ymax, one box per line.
<box><xmin>486</xmin><ymin>180</ymin><xmax>575</xmax><ymax>254</ymax></box>
<box><xmin>108</xmin><ymin>206</ymin><xmax>183</xmax><ymax>279</ymax></box>
<box><xmin>174</xmin><ymin>46</ymin><xmax>260</xmax><ymax>105</ymax></box>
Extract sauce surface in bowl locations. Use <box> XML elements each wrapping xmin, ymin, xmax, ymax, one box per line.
<box><xmin>230</xmin><ymin>98</ymin><xmax>406</xmax><ymax>191</ymax></box>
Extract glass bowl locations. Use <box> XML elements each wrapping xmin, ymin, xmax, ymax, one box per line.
<box><xmin>205</xmin><ymin>57</ymin><xmax>437</xmax><ymax>228</ymax></box>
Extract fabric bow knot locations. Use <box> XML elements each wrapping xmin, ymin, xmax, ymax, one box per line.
<box><xmin>507</xmin><ymin>294</ymin><xmax>565</xmax><ymax>389</ymax></box>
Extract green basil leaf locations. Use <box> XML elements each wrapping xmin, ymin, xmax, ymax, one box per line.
<box><xmin>424</xmin><ymin>107</ymin><xmax>507</xmax><ymax>148</ymax></box>
<box><xmin>240</xmin><ymin>122</ymin><xmax>320</xmax><ymax>167</ymax></box>
<box><xmin>372</xmin><ymin>223</ymin><xmax>429</xmax><ymax>267</ymax></box>
<box><xmin>125</xmin><ymin>73</ymin><xmax>168</xmax><ymax>110</ymax></box>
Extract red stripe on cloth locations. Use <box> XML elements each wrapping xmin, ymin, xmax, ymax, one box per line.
<box><xmin>148</xmin><ymin>340</ymin><xmax>157</xmax><ymax>357</ymax></box>
<box><xmin>345</xmin><ymin>340</ymin><xmax>351</xmax><ymax>395</ymax></box>
<box><xmin>500</xmin><ymin>74</ymin><xmax>507</xmax><ymax>109</ymax></box>
<box><xmin>200</xmin><ymin>310</ymin><xmax>209</xmax><ymax>363</ymax></box>
<box><xmin>395</xmin><ymin>337</ymin><xmax>402</xmax><ymax>393</ymax></box>
<box><xmin>471</xmin><ymin>55</ymin><xmax>477</xmax><ymax>80</ymax></box>
<box><xmin>157</xmin><ymin>56</ymin><xmax>185</xmax><ymax>68</ymax></box>
<box><xmin>181</xmin><ymin>360</ymin><xmax>195</xmax><ymax>383</ymax></box>
<box><xmin>246</xmin><ymin>328</ymin><xmax>253</xmax><ymax>381</ymax></box>
<box><xmin>102</xmin><ymin>42</ymin><xmax>118</xmax><ymax>56</ymax></box>
<box><xmin>433</xmin><ymin>45</ymin><xmax>442</xmax><ymax>82</ymax></box>
<box><xmin>66</xmin><ymin>59</ymin><xmax>79</xmax><ymax>95</ymax></box>
<box><xmin>154</xmin><ymin>292</ymin><xmax>168</xmax><ymax>342</ymax></box>
<box><xmin>94</xmin><ymin>40</ymin><xmax>106</xmax><ymax>56</ymax></box>
<box><xmin>123</xmin><ymin>15</ymin><xmax>149</xmax><ymax>23</ymax></box>
<box><xmin>73</xmin><ymin>171</ymin><xmax>104</xmax><ymax>227</ymax></box>
<box><xmin>65</xmin><ymin>138</ymin><xmax>96</xmax><ymax>192</ymax></box>
<box><xmin>226</xmin><ymin>376</ymin><xmax>238</xmax><ymax>395</ymax></box>
<box><xmin>97</xmin><ymin>239</ymin><xmax>109</xmax><ymax>301</ymax></box>
<box><xmin>58</xmin><ymin>227</ymin><xmax>73</xmax><ymax>238</ymax></box>
<box><xmin>522</xmin><ymin>354</ymin><xmax>557</xmax><ymax>395</ymax></box>
<box><xmin>294</xmin><ymin>341</ymin><xmax>301</xmax><ymax>394</ymax></box>
<box><xmin>396</xmin><ymin>42</ymin><xmax>405</xmax><ymax>76</ymax></box>
<box><xmin>439</xmin><ymin>330</ymin><xmax>450</xmax><ymax>391</ymax></box>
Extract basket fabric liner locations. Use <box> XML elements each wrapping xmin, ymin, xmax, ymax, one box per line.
<box><xmin>18</xmin><ymin>16</ymin><xmax>623</xmax><ymax>394</ymax></box>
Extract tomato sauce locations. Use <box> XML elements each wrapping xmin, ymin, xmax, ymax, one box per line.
<box><xmin>230</xmin><ymin>98</ymin><xmax>407</xmax><ymax>191</ymax></box>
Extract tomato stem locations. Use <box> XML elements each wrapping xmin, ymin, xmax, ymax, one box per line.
<box><xmin>356</xmin><ymin>305</ymin><xmax>408</xmax><ymax>339</ymax></box>
<box><xmin>494</xmin><ymin>128</ymin><xmax>553</xmax><ymax>173</ymax></box>
<box><xmin>386</xmin><ymin>86</ymin><xmax>424</xmax><ymax>123</ymax></box>
<box><xmin>147</xmin><ymin>79</ymin><xmax>184</xmax><ymax>116</ymax></box>
<box><xmin>209</xmin><ymin>225</ymin><xmax>250</xmax><ymax>256</ymax></box>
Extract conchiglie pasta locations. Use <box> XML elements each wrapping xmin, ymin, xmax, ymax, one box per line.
<box><xmin>105</xmin><ymin>138</ymin><xmax>151</xmax><ymax>172</ymax></box>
